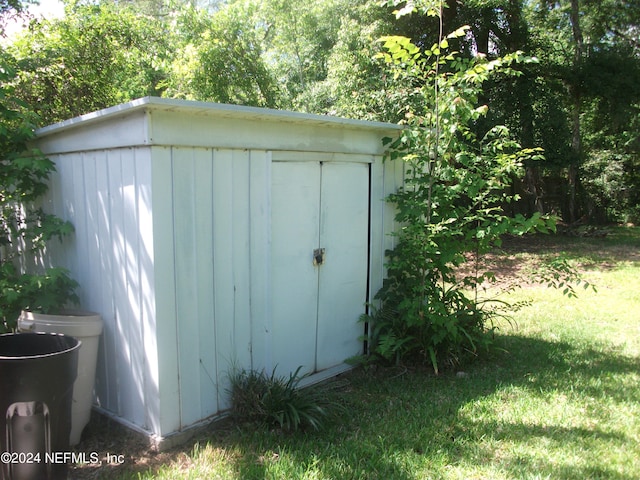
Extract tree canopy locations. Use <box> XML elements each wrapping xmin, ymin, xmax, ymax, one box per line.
<box><xmin>1</xmin><ymin>0</ymin><xmax>639</xmax><ymax>223</ymax></box>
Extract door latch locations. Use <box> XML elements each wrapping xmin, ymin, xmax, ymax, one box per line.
<box><xmin>313</xmin><ymin>248</ymin><xmax>325</xmax><ymax>266</ymax></box>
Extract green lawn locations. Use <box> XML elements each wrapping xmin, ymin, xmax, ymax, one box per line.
<box><xmin>75</xmin><ymin>227</ymin><xmax>640</xmax><ymax>480</ymax></box>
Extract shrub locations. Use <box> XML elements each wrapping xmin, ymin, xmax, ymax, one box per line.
<box><xmin>227</xmin><ymin>366</ymin><xmax>341</xmax><ymax>432</ymax></box>
<box><xmin>367</xmin><ymin>8</ymin><xmax>557</xmax><ymax>374</ymax></box>
<box><xmin>0</xmin><ymin>58</ymin><xmax>78</xmax><ymax>331</ymax></box>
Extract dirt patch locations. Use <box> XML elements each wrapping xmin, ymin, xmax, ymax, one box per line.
<box><xmin>457</xmin><ymin>231</ymin><xmax>640</xmax><ymax>290</ymax></box>
<box><xmin>69</xmin><ymin>413</ymin><xmax>238</xmax><ymax>479</ymax></box>
<box><xmin>69</xmin><ymin>414</ymin><xmax>167</xmax><ymax>479</ymax></box>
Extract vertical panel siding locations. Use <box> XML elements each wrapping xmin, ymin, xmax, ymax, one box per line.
<box><xmin>135</xmin><ymin>151</ymin><xmax>159</xmax><ymax>434</ymax></box>
<box><xmin>92</xmin><ymin>153</ymin><xmax>116</xmax><ymax>409</ymax></box>
<box><xmin>81</xmin><ymin>151</ymin><xmax>117</xmax><ymax>413</ymax></box>
<box><xmin>170</xmin><ymin>147</ymin><xmax>260</xmax><ymax>425</ymax></box>
<box><xmin>369</xmin><ymin>157</ymin><xmax>385</xmax><ymax>308</ymax></box>
<box><xmin>211</xmin><ymin>149</ymin><xmax>253</xmax><ymax>412</ymax></box>
<box><xmin>270</xmin><ymin>161</ymin><xmax>321</xmax><ymax>376</ymax></box>
<box><xmin>316</xmin><ymin>162</ymin><xmax>369</xmax><ymax>370</ymax></box>
<box><xmin>43</xmin><ymin>142</ymin><xmax>399</xmax><ymax>439</ymax></box>
<box><xmin>211</xmin><ymin>149</ymin><xmax>235</xmax><ymax>411</ymax></box>
<box><xmin>172</xmin><ymin>147</ymin><xmax>216</xmax><ymax>427</ymax></box>
<box><xmin>192</xmin><ymin>151</ymin><xmax>218</xmax><ymax>421</ymax></box>
<box><xmin>108</xmin><ymin>149</ymin><xmax>147</xmax><ymax>426</ymax></box>
<box><xmin>248</xmin><ymin>151</ymin><xmax>271</xmax><ymax>374</ymax></box>
<box><xmin>230</xmin><ymin>150</ymin><xmax>252</xmax><ymax>370</ymax></box>
<box><xmin>369</xmin><ymin>156</ymin><xmax>405</xmax><ymax>307</ymax></box>
<box><xmin>46</xmin><ymin>147</ymin><xmax>155</xmax><ymax>432</ymax></box>
<box><xmin>150</xmin><ymin>147</ymin><xmax>180</xmax><ymax>435</ymax></box>
<box><xmin>385</xmin><ymin>158</ymin><xmax>405</xmax><ymax>254</ymax></box>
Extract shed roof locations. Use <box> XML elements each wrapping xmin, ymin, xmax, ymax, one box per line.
<box><xmin>36</xmin><ymin>97</ymin><xmax>400</xmax><ymax>137</ymax></box>
<box><xmin>35</xmin><ymin>97</ymin><xmax>401</xmax><ymax>156</ymax></box>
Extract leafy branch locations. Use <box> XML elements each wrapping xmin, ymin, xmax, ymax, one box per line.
<box><xmin>363</xmin><ymin>5</ymin><xmax>586</xmax><ymax>374</ymax></box>
<box><xmin>0</xmin><ymin>58</ymin><xmax>78</xmax><ymax>331</ymax></box>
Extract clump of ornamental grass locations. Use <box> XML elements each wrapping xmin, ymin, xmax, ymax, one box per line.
<box><xmin>227</xmin><ymin>366</ymin><xmax>342</xmax><ymax>432</ymax></box>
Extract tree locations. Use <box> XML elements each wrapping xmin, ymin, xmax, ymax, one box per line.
<box><xmin>251</xmin><ymin>0</ymin><xmax>344</xmax><ymax>111</ymax></box>
<box><xmin>358</xmin><ymin>2</ymin><xmax>556</xmax><ymax>372</ymax></box>
<box><xmin>356</xmin><ymin>0</ymin><xmax>598</xmax><ymax>374</ymax></box>
<box><xmin>5</xmin><ymin>0</ymin><xmax>637</xmax><ymax>224</ymax></box>
<box><xmin>373</xmin><ymin>0</ymin><xmax>640</xmax><ymax>224</ymax></box>
<box><xmin>0</xmin><ymin>0</ymin><xmax>28</xmax><ymax>37</ymax></box>
<box><xmin>527</xmin><ymin>0</ymin><xmax>640</xmax><ymax>222</ymax></box>
<box><xmin>0</xmin><ymin>46</ymin><xmax>78</xmax><ymax>332</ymax></box>
<box><xmin>286</xmin><ymin>0</ymin><xmax>399</xmax><ymax>119</ymax></box>
<box><xmin>8</xmin><ymin>0</ymin><xmax>170</xmax><ymax>124</ymax></box>
<box><xmin>161</xmin><ymin>2</ymin><xmax>279</xmax><ymax>107</ymax></box>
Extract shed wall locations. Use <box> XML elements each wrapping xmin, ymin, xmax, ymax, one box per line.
<box><xmin>45</xmin><ymin>147</ymin><xmax>158</xmax><ymax>433</ymax></box>
<box><xmin>44</xmin><ymin>145</ymin><xmax>404</xmax><ymax>439</ymax></box>
<box><xmin>152</xmin><ymin>146</ymin><xmax>270</xmax><ymax>433</ymax></box>
<box><xmin>147</xmin><ymin>109</ymin><xmax>388</xmax><ymax>154</ymax></box>
<box><xmin>153</xmin><ymin>147</ymin><xmax>403</xmax><ymax>435</ymax></box>
<box><xmin>45</xmin><ymin>145</ymin><xmax>273</xmax><ymax>436</ymax></box>
<box><xmin>36</xmin><ymin>110</ymin><xmax>150</xmax><ymax>154</ymax></box>
<box><xmin>370</xmin><ymin>153</ymin><xmax>405</xmax><ymax>307</ymax></box>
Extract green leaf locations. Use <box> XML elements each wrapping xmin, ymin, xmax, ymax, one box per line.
<box><xmin>447</xmin><ymin>26</ymin><xmax>470</xmax><ymax>39</ymax></box>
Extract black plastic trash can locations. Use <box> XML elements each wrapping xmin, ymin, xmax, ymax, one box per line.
<box><xmin>0</xmin><ymin>333</ymin><xmax>80</xmax><ymax>480</ymax></box>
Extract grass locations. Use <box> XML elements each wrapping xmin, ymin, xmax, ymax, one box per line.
<box><xmin>72</xmin><ymin>227</ymin><xmax>640</xmax><ymax>480</ymax></box>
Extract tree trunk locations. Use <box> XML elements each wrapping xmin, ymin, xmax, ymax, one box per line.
<box><xmin>502</xmin><ymin>0</ymin><xmax>545</xmax><ymax>215</ymax></box>
<box><xmin>567</xmin><ymin>0</ymin><xmax>584</xmax><ymax>223</ymax></box>
<box><xmin>525</xmin><ymin>164</ymin><xmax>545</xmax><ymax>214</ymax></box>
<box><xmin>568</xmin><ymin>97</ymin><xmax>581</xmax><ymax>223</ymax></box>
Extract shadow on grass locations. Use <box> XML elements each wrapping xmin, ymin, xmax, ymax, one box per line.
<box><xmin>500</xmin><ymin>227</ymin><xmax>640</xmax><ymax>270</ymax></box>
<box><xmin>442</xmin><ymin>333</ymin><xmax>639</xmax><ymax>479</ymax></box>
<box><xmin>496</xmin><ymin>333</ymin><xmax>639</xmax><ymax>397</ymax></box>
<box><xmin>241</xmin><ymin>335</ymin><xmax>640</xmax><ymax>479</ymax></box>
<box><xmin>71</xmin><ymin>332</ymin><xmax>639</xmax><ymax>479</ymax></box>
<box><xmin>469</xmin><ymin>418</ymin><xmax>630</xmax><ymax>478</ymax></box>
<box><xmin>190</xmin><ymin>332</ymin><xmax>638</xmax><ymax>480</ymax></box>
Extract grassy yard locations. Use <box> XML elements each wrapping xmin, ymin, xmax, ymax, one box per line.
<box><xmin>73</xmin><ymin>227</ymin><xmax>640</xmax><ymax>480</ymax></box>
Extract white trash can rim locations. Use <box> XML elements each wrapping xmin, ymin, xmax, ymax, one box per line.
<box><xmin>18</xmin><ymin>311</ymin><xmax>103</xmax><ymax>337</ymax></box>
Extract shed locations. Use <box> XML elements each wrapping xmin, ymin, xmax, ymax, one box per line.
<box><xmin>35</xmin><ymin>97</ymin><xmax>403</xmax><ymax>446</ymax></box>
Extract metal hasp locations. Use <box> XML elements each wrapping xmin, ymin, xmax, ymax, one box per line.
<box><xmin>313</xmin><ymin>248</ymin><xmax>326</xmax><ymax>266</ymax></box>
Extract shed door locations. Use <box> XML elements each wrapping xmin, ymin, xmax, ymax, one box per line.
<box><xmin>271</xmin><ymin>160</ymin><xmax>369</xmax><ymax>375</ymax></box>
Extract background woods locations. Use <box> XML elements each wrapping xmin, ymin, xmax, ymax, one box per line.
<box><xmin>1</xmin><ymin>0</ymin><xmax>639</xmax><ymax>222</ymax></box>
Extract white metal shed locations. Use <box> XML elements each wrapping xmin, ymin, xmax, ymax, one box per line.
<box><xmin>35</xmin><ymin>97</ymin><xmax>403</xmax><ymax>446</ymax></box>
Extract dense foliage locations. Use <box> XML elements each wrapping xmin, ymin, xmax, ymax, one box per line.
<box><xmin>2</xmin><ymin>0</ymin><xmax>637</xmax><ymax>222</ymax></box>
<box><xmin>0</xmin><ymin>58</ymin><xmax>77</xmax><ymax>332</ymax></box>
<box><xmin>354</xmin><ymin>8</ymin><xmax>558</xmax><ymax>371</ymax></box>
<box><xmin>6</xmin><ymin>0</ymin><xmax>169</xmax><ymax>124</ymax></box>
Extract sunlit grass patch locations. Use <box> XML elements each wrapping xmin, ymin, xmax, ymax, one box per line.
<box><xmin>86</xmin><ymin>228</ymin><xmax>640</xmax><ymax>480</ymax></box>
